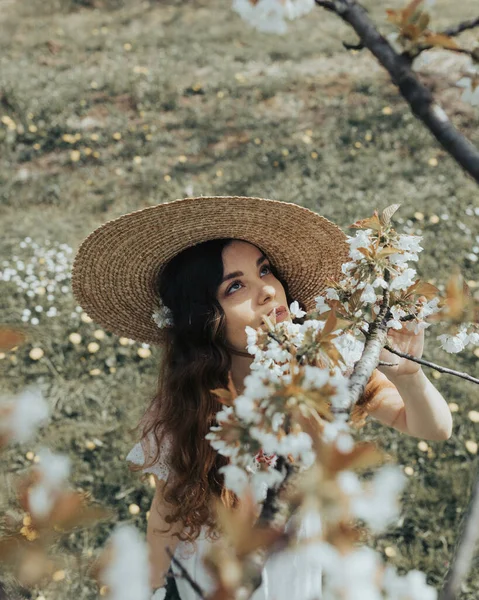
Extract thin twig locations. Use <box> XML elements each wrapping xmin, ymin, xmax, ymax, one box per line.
<box><xmin>405</xmin><ymin>44</ymin><xmax>475</xmax><ymax>61</ymax></box>
<box><xmin>166</xmin><ymin>547</ymin><xmax>205</xmax><ymax>599</ymax></box>
<box><xmin>384</xmin><ymin>344</ymin><xmax>479</xmax><ymax>385</ymax></box>
<box><xmin>341</xmin><ymin>15</ymin><xmax>479</xmax><ymax>58</ymax></box>
<box><xmin>443</xmin><ymin>16</ymin><xmax>479</xmax><ymax>37</ymax></box>
<box><xmin>378</xmin><ymin>360</ymin><xmax>398</xmax><ymax>367</ymax></box>
<box><xmin>439</xmin><ymin>463</ymin><xmax>479</xmax><ymax>600</ymax></box>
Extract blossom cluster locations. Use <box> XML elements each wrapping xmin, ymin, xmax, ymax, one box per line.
<box><xmin>312</xmin><ymin>541</ymin><xmax>437</xmax><ymax>600</ymax></box>
<box><xmin>206</xmin><ymin>209</ymin><xmax>476</xmax><ymax>502</ymax></box>
<box><xmin>0</xmin><ymin>386</ymin><xmax>151</xmax><ymax>600</ymax></box>
<box><xmin>0</xmin><ymin>387</ymin><xmax>49</xmax><ymax>446</ymax></box>
<box><xmin>0</xmin><ymin>237</ymin><xmax>73</xmax><ymax>325</ymax></box>
<box><xmin>321</xmin><ymin>213</ymin><xmax>437</xmax><ymax>332</ymax></box>
<box><xmin>205</xmin><ymin>210</ymin><xmax>472</xmax><ymax>599</ymax></box>
<box><xmin>206</xmin><ymin>299</ymin><xmax>440</xmax><ymax>598</ymax></box>
<box><xmin>206</xmin><ymin>308</ymin><xmax>368</xmax><ymax>503</ymax></box>
<box><xmin>317</xmin><ymin>212</ymin><xmax>478</xmax><ymax>354</ymax></box>
<box><xmin>0</xmin><ymin>237</ymin><xmax>154</xmax><ymax>377</ymax></box>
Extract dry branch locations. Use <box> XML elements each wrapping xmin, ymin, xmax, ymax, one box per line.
<box><xmin>384</xmin><ymin>344</ymin><xmax>479</xmax><ymax>385</ymax></box>
<box><xmin>439</xmin><ymin>464</ymin><xmax>479</xmax><ymax>600</ymax></box>
<box><xmin>315</xmin><ymin>0</ymin><xmax>479</xmax><ymax>183</ymax></box>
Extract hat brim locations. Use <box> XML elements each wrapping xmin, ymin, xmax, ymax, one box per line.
<box><xmin>71</xmin><ymin>196</ymin><xmax>349</xmax><ymax>346</ymax></box>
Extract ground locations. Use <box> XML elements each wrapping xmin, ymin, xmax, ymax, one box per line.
<box><xmin>1</xmin><ymin>0</ymin><xmax>478</xmax><ymax>598</ymax></box>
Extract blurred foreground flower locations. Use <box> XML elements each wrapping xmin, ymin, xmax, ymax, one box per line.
<box><xmin>27</xmin><ymin>448</ymin><xmax>71</xmax><ymax>520</ymax></box>
<box><xmin>232</xmin><ymin>0</ymin><xmax>314</xmax><ymax>34</ymax></box>
<box><xmin>0</xmin><ymin>387</ymin><xmax>49</xmax><ymax>448</ymax></box>
<box><xmin>456</xmin><ymin>72</ymin><xmax>479</xmax><ymax>107</ymax></box>
<box><xmin>93</xmin><ymin>525</ymin><xmax>151</xmax><ymax>600</ymax></box>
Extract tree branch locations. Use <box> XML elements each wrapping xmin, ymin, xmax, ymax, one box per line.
<box><xmin>443</xmin><ymin>16</ymin><xmax>479</xmax><ymax>37</ymax></box>
<box><xmin>384</xmin><ymin>344</ymin><xmax>479</xmax><ymax>385</ymax></box>
<box><xmin>346</xmin><ymin>271</ymin><xmax>391</xmax><ymax>410</ymax></box>
<box><xmin>439</xmin><ymin>463</ymin><xmax>479</xmax><ymax>600</ymax></box>
<box><xmin>314</xmin><ymin>0</ymin><xmax>479</xmax><ymax>183</ymax></box>
<box><xmin>353</xmin><ymin>16</ymin><xmax>479</xmax><ymax>56</ymax></box>
<box><xmin>315</xmin><ymin>0</ymin><xmax>336</xmax><ymax>11</ymax></box>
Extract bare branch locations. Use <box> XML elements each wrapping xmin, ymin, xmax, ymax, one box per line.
<box><xmin>405</xmin><ymin>44</ymin><xmax>475</xmax><ymax>62</ymax></box>
<box><xmin>403</xmin><ymin>16</ymin><xmax>479</xmax><ymax>60</ymax></box>
<box><xmin>315</xmin><ymin>0</ymin><xmax>479</xmax><ymax>183</ymax></box>
<box><xmin>439</xmin><ymin>465</ymin><xmax>479</xmax><ymax>600</ymax></box>
<box><xmin>346</xmin><ymin>271</ymin><xmax>391</xmax><ymax>410</ymax></box>
<box><xmin>315</xmin><ymin>0</ymin><xmax>336</xmax><ymax>11</ymax></box>
<box><xmin>384</xmin><ymin>344</ymin><xmax>479</xmax><ymax>385</ymax></box>
<box><xmin>443</xmin><ymin>16</ymin><xmax>479</xmax><ymax>37</ymax></box>
<box><xmin>378</xmin><ymin>360</ymin><xmax>398</xmax><ymax>367</ymax></box>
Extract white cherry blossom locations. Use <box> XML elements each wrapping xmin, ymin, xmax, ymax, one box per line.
<box><xmin>437</xmin><ymin>327</ymin><xmax>470</xmax><ymax>353</ymax></box>
<box><xmin>396</xmin><ymin>234</ymin><xmax>423</xmax><ymax>254</ymax></box>
<box><xmin>349</xmin><ymin>465</ymin><xmax>406</xmax><ymax>534</ymax></box>
<box><xmin>102</xmin><ymin>525</ymin><xmax>151</xmax><ymax>600</ymax></box>
<box><xmin>232</xmin><ymin>0</ymin><xmax>314</xmax><ymax>35</ymax></box>
<box><xmin>383</xmin><ymin>566</ymin><xmax>438</xmax><ymax>600</ymax></box>
<box><xmin>314</xmin><ymin>295</ymin><xmax>330</xmax><ymax>314</ymax></box>
<box><xmin>332</xmin><ymin>332</ymin><xmax>365</xmax><ymax>371</ymax></box>
<box><xmin>360</xmin><ymin>283</ymin><xmax>377</xmax><ymax>305</ymax></box>
<box><xmin>302</xmin><ymin>365</ymin><xmax>330</xmax><ymax>389</ymax></box>
<box><xmin>234</xmin><ymin>395</ymin><xmax>260</xmax><ymax>423</ymax></box>
<box><xmin>456</xmin><ymin>75</ymin><xmax>479</xmax><ymax>106</ymax></box>
<box><xmin>388</xmin><ymin>268</ymin><xmax>417</xmax><ymax>291</ymax></box>
<box><xmin>0</xmin><ymin>387</ymin><xmax>49</xmax><ymax>444</ymax></box>
<box><xmin>468</xmin><ymin>331</ymin><xmax>479</xmax><ymax>347</ymax></box>
<box><xmin>219</xmin><ymin>464</ymin><xmax>250</xmax><ymax>496</ymax></box>
<box><xmin>289</xmin><ymin>300</ymin><xmax>306</xmax><ymax>318</ymax></box>
<box><xmin>325</xmin><ymin>287</ymin><xmax>340</xmax><ymax>300</ymax></box>
<box><xmin>251</xmin><ymin>467</ymin><xmax>285</xmax><ymax>502</ymax></box>
<box><xmin>371</xmin><ymin>276</ymin><xmax>389</xmax><ymax>289</ymax></box>
<box><xmin>28</xmin><ymin>448</ymin><xmax>71</xmax><ymax>519</ymax></box>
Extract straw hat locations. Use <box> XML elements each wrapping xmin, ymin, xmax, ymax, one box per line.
<box><xmin>71</xmin><ymin>196</ymin><xmax>349</xmax><ymax>346</ymax></box>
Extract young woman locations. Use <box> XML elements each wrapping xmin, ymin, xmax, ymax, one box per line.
<box><xmin>72</xmin><ymin>196</ymin><xmax>453</xmax><ymax>600</ymax></box>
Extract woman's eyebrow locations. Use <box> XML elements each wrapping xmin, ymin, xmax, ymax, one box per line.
<box><xmin>220</xmin><ymin>254</ymin><xmax>268</xmax><ymax>284</ymax></box>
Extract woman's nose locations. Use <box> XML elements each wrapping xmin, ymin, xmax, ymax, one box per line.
<box><xmin>260</xmin><ymin>283</ymin><xmax>276</xmax><ymax>303</ymax></box>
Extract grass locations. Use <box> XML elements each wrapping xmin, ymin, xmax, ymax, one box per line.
<box><xmin>1</xmin><ymin>0</ymin><xmax>479</xmax><ymax>597</ymax></box>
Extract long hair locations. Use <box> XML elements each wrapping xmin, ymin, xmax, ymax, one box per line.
<box><xmin>130</xmin><ymin>238</ymin><xmax>298</xmax><ymax>543</ymax></box>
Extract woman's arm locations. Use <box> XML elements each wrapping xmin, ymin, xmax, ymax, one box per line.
<box><xmin>366</xmin><ymin>369</ymin><xmax>453</xmax><ymax>441</ymax></box>
<box><xmin>147</xmin><ymin>476</ymin><xmax>183</xmax><ymax>590</ymax></box>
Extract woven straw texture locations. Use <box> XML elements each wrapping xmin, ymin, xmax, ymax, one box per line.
<box><xmin>71</xmin><ymin>196</ymin><xmax>349</xmax><ymax>346</ymax></box>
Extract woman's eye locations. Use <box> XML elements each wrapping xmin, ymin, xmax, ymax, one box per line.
<box><xmin>261</xmin><ymin>264</ymin><xmax>271</xmax><ymax>275</ymax></box>
<box><xmin>227</xmin><ymin>281</ymin><xmax>241</xmax><ymax>294</ymax></box>
<box><xmin>226</xmin><ymin>264</ymin><xmax>271</xmax><ymax>295</ymax></box>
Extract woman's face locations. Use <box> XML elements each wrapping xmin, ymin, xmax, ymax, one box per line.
<box><xmin>216</xmin><ymin>240</ymin><xmax>290</xmax><ymax>352</ymax></box>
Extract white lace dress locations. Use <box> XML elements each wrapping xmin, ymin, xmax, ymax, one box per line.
<box><xmin>126</xmin><ymin>433</ymin><xmax>323</xmax><ymax>600</ymax></box>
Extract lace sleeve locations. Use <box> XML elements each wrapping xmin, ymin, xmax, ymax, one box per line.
<box><xmin>126</xmin><ymin>431</ymin><xmax>173</xmax><ymax>481</ymax></box>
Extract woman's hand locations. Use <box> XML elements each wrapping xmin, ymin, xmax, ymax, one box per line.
<box><xmin>377</xmin><ymin>322</ymin><xmax>424</xmax><ymax>380</ymax></box>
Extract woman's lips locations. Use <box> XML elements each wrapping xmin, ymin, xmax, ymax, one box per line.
<box><xmin>270</xmin><ymin>307</ymin><xmax>288</xmax><ymax>322</ymax></box>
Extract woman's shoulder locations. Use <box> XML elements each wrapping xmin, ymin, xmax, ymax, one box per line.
<box><xmin>126</xmin><ymin>429</ymin><xmax>174</xmax><ymax>481</ymax></box>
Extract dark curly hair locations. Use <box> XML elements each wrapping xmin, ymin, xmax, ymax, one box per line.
<box><xmin>129</xmin><ymin>238</ymin><xmax>297</xmax><ymax>543</ymax></box>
